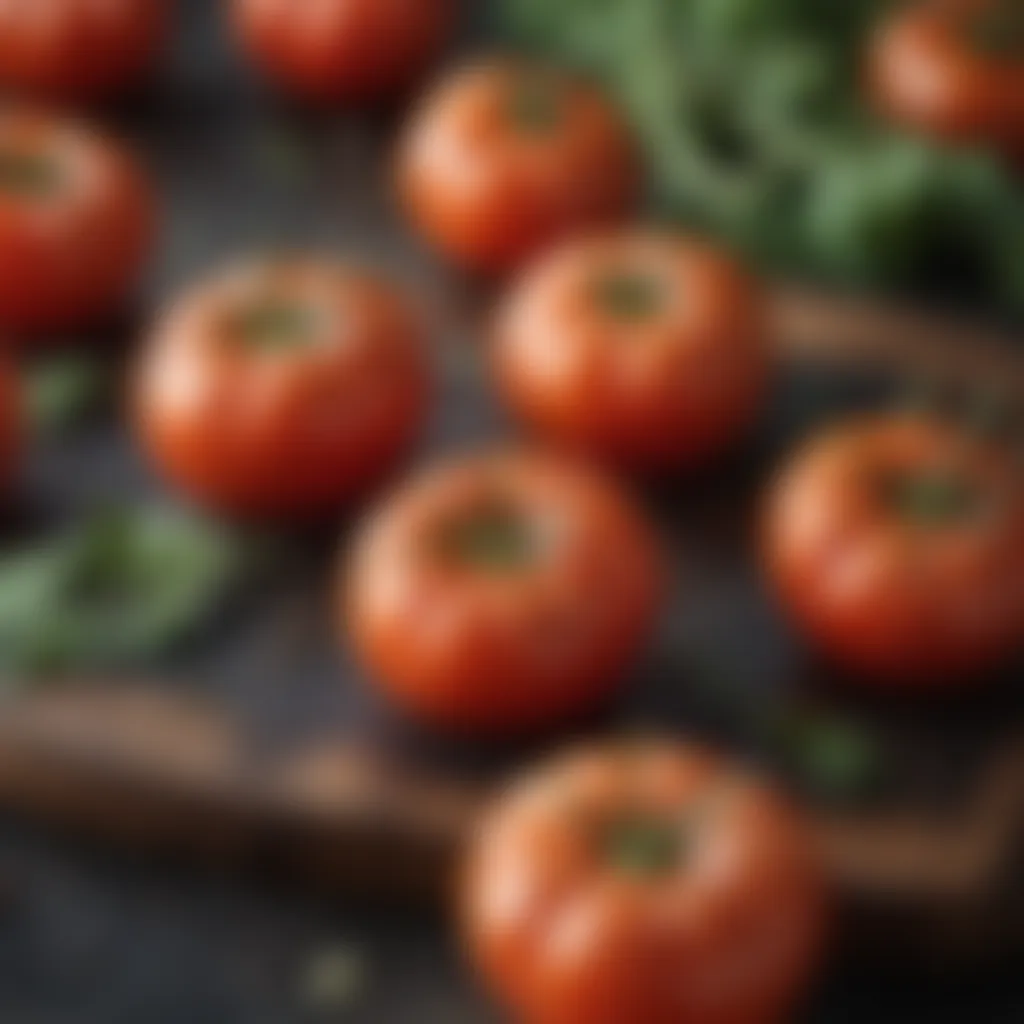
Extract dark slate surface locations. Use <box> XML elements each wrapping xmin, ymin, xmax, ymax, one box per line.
<box><xmin>0</xmin><ymin>1</ymin><xmax>1020</xmax><ymax>1021</ymax></box>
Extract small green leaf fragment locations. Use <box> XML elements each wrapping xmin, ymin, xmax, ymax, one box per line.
<box><xmin>299</xmin><ymin>944</ymin><xmax>367</xmax><ymax>1012</ymax></box>
<box><xmin>27</xmin><ymin>358</ymin><xmax>108</xmax><ymax>434</ymax></box>
<box><xmin>775</xmin><ymin>710</ymin><xmax>883</xmax><ymax>801</ymax></box>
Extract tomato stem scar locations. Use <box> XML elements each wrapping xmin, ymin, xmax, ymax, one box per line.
<box><xmin>432</xmin><ymin>498</ymin><xmax>536</xmax><ymax>571</ymax></box>
<box><xmin>0</xmin><ymin>150</ymin><xmax>61</xmax><ymax>195</ymax></box>
<box><xmin>507</xmin><ymin>77</ymin><xmax>563</xmax><ymax>133</ymax></box>
<box><xmin>233</xmin><ymin>299</ymin><xmax>318</xmax><ymax>349</ymax></box>
<box><xmin>593</xmin><ymin>270</ymin><xmax>663</xmax><ymax>321</ymax></box>
<box><xmin>601</xmin><ymin>815</ymin><xmax>687</xmax><ymax>877</ymax></box>
<box><xmin>880</xmin><ymin>468</ymin><xmax>984</xmax><ymax>526</ymax></box>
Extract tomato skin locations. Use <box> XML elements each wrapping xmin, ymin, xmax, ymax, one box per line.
<box><xmin>764</xmin><ymin>415</ymin><xmax>1024</xmax><ymax>684</ymax></box>
<box><xmin>463</xmin><ymin>740</ymin><xmax>827</xmax><ymax>1024</ymax></box>
<box><xmin>134</xmin><ymin>257</ymin><xmax>431</xmax><ymax>519</ymax></box>
<box><xmin>493</xmin><ymin>232</ymin><xmax>769</xmax><ymax>471</ymax></box>
<box><xmin>0</xmin><ymin>110</ymin><xmax>153</xmax><ymax>337</ymax></box>
<box><xmin>869</xmin><ymin>0</ymin><xmax>1024</xmax><ymax>156</ymax></box>
<box><xmin>232</xmin><ymin>0</ymin><xmax>453</xmax><ymax>104</ymax></box>
<box><xmin>345</xmin><ymin>451</ymin><xmax>661</xmax><ymax>733</ymax></box>
<box><xmin>397</xmin><ymin>62</ymin><xmax>637</xmax><ymax>275</ymax></box>
<box><xmin>0</xmin><ymin>0</ymin><xmax>168</xmax><ymax>103</ymax></box>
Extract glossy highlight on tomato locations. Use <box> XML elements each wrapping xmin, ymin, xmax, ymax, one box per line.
<box><xmin>493</xmin><ymin>231</ymin><xmax>769</xmax><ymax>471</ymax></box>
<box><xmin>232</xmin><ymin>0</ymin><xmax>454</xmax><ymax>104</ymax></box>
<box><xmin>463</xmin><ymin>739</ymin><xmax>828</xmax><ymax>1024</ymax></box>
<box><xmin>869</xmin><ymin>0</ymin><xmax>1024</xmax><ymax>157</ymax></box>
<box><xmin>134</xmin><ymin>256</ymin><xmax>431</xmax><ymax>518</ymax></box>
<box><xmin>397</xmin><ymin>61</ymin><xmax>637</xmax><ymax>274</ymax></box>
<box><xmin>0</xmin><ymin>109</ymin><xmax>153</xmax><ymax>337</ymax></box>
<box><xmin>0</xmin><ymin>0</ymin><xmax>169</xmax><ymax>102</ymax></box>
<box><xmin>345</xmin><ymin>451</ymin><xmax>661</xmax><ymax>733</ymax></box>
<box><xmin>764</xmin><ymin>413</ymin><xmax>1024</xmax><ymax>684</ymax></box>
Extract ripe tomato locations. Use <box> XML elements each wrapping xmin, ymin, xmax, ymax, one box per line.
<box><xmin>397</xmin><ymin>61</ymin><xmax>637</xmax><ymax>274</ymax></box>
<box><xmin>0</xmin><ymin>0</ymin><xmax>168</xmax><ymax>103</ymax></box>
<box><xmin>134</xmin><ymin>257</ymin><xmax>431</xmax><ymax>518</ymax></box>
<box><xmin>868</xmin><ymin>0</ymin><xmax>1024</xmax><ymax>157</ymax></box>
<box><xmin>232</xmin><ymin>0</ymin><xmax>453</xmax><ymax>104</ymax></box>
<box><xmin>764</xmin><ymin>414</ymin><xmax>1024</xmax><ymax>684</ymax></box>
<box><xmin>463</xmin><ymin>740</ymin><xmax>827</xmax><ymax>1024</ymax></box>
<box><xmin>345</xmin><ymin>451</ymin><xmax>661</xmax><ymax>733</ymax></box>
<box><xmin>0</xmin><ymin>109</ymin><xmax>153</xmax><ymax>337</ymax></box>
<box><xmin>493</xmin><ymin>231</ymin><xmax>769</xmax><ymax>471</ymax></box>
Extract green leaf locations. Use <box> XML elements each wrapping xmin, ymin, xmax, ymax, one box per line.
<box><xmin>0</xmin><ymin>505</ymin><xmax>249</xmax><ymax>676</ymax></box>
<box><xmin>500</xmin><ymin>0</ymin><xmax>1024</xmax><ymax>318</ymax></box>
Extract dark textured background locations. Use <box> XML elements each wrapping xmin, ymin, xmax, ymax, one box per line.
<box><xmin>0</xmin><ymin>1</ymin><xmax>1020</xmax><ymax>1020</ymax></box>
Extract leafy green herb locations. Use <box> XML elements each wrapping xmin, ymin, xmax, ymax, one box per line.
<box><xmin>502</xmin><ymin>0</ymin><xmax>1024</xmax><ymax>316</ymax></box>
<box><xmin>0</xmin><ymin>506</ymin><xmax>247</xmax><ymax>676</ymax></box>
<box><xmin>27</xmin><ymin>357</ymin><xmax>109</xmax><ymax>434</ymax></box>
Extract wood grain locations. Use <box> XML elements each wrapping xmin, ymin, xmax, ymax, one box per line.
<box><xmin>770</xmin><ymin>287</ymin><xmax>1024</xmax><ymax>392</ymax></box>
<box><xmin>0</xmin><ymin>683</ymin><xmax>1019</xmax><ymax>962</ymax></box>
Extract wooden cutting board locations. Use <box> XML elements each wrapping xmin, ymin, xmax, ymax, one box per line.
<box><xmin>0</xmin><ymin>290</ymin><xmax>1021</xmax><ymax>966</ymax></box>
<box><xmin>0</xmin><ymin>681</ymin><xmax>1020</xmax><ymax>966</ymax></box>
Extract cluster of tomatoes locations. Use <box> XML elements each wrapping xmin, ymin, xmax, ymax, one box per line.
<box><xmin>0</xmin><ymin>2</ymin><xmax>1020</xmax><ymax>1022</ymax></box>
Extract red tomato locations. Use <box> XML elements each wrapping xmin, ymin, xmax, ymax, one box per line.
<box><xmin>232</xmin><ymin>0</ymin><xmax>453</xmax><ymax>104</ymax></box>
<box><xmin>0</xmin><ymin>109</ymin><xmax>153</xmax><ymax>337</ymax></box>
<box><xmin>0</xmin><ymin>0</ymin><xmax>168</xmax><ymax>103</ymax></box>
<box><xmin>868</xmin><ymin>0</ymin><xmax>1024</xmax><ymax>157</ymax></box>
<box><xmin>463</xmin><ymin>739</ymin><xmax>828</xmax><ymax>1024</ymax></box>
<box><xmin>493</xmin><ymin>231</ymin><xmax>769</xmax><ymax>471</ymax></box>
<box><xmin>345</xmin><ymin>451</ymin><xmax>661</xmax><ymax>733</ymax></box>
<box><xmin>397</xmin><ymin>61</ymin><xmax>637</xmax><ymax>274</ymax></box>
<box><xmin>764</xmin><ymin>414</ymin><xmax>1024</xmax><ymax>684</ymax></box>
<box><xmin>134</xmin><ymin>256</ymin><xmax>431</xmax><ymax>518</ymax></box>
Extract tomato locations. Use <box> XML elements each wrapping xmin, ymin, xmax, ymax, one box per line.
<box><xmin>134</xmin><ymin>256</ymin><xmax>431</xmax><ymax>518</ymax></box>
<box><xmin>232</xmin><ymin>0</ymin><xmax>453</xmax><ymax>104</ymax></box>
<box><xmin>397</xmin><ymin>61</ymin><xmax>637</xmax><ymax>274</ymax></box>
<box><xmin>345</xmin><ymin>451</ymin><xmax>661</xmax><ymax>733</ymax></box>
<box><xmin>764</xmin><ymin>414</ymin><xmax>1024</xmax><ymax>684</ymax></box>
<box><xmin>868</xmin><ymin>0</ymin><xmax>1024</xmax><ymax>158</ymax></box>
<box><xmin>463</xmin><ymin>739</ymin><xmax>827</xmax><ymax>1024</ymax></box>
<box><xmin>0</xmin><ymin>109</ymin><xmax>153</xmax><ymax>337</ymax></box>
<box><xmin>0</xmin><ymin>0</ymin><xmax>168</xmax><ymax>103</ymax></box>
<box><xmin>493</xmin><ymin>231</ymin><xmax>769</xmax><ymax>471</ymax></box>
